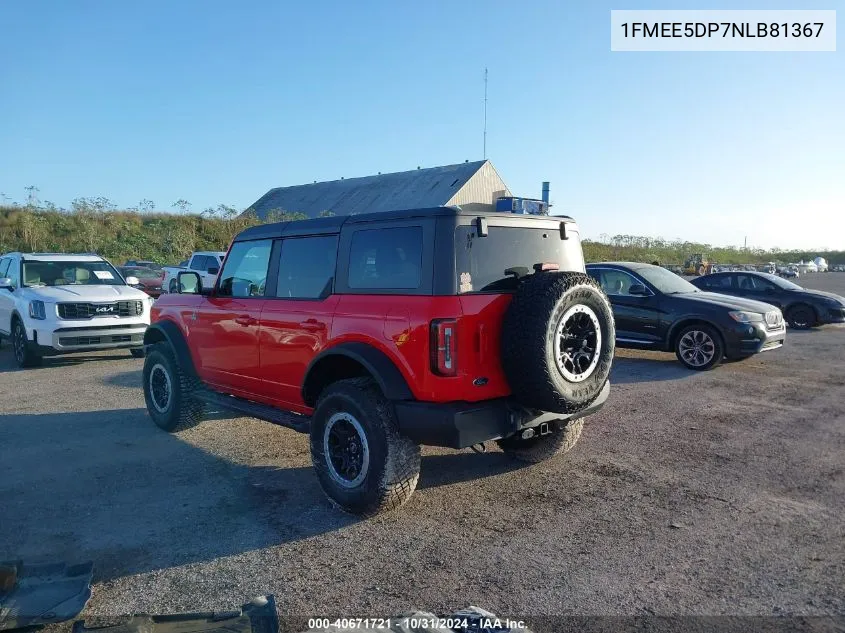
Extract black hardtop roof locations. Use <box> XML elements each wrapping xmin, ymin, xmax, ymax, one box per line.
<box><xmin>233</xmin><ymin>206</ymin><xmax>576</xmax><ymax>242</ymax></box>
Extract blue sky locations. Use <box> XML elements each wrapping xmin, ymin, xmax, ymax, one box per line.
<box><xmin>1</xmin><ymin>0</ymin><xmax>842</xmax><ymax>249</ymax></box>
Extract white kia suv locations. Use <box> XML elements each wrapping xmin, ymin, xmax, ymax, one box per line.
<box><xmin>0</xmin><ymin>253</ymin><xmax>152</xmax><ymax>368</ymax></box>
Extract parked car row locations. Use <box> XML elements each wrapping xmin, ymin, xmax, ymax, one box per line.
<box><xmin>587</xmin><ymin>263</ymin><xmax>786</xmax><ymax>370</ymax></box>
<box><xmin>2</xmin><ymin>210</ymin><xmax>843</xmax><ymax>516</ymax></box>
<box><xmin>589</xmin><ymin>262</ymin><xmax>845</xmax><ymax>371</ymax></box>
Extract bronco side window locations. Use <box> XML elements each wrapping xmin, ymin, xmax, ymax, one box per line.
<box><xmin>347</xmin><ymin>226</ymin><xmax>422</xmax><ymax>290</ymax></box>
<box><xmin>275</xmin><ymin>235</ymin><xmax>339</xmax><ymax>300</ymax></box>
<box><xmin>216</xmin><ymin>240</ymin><xmax>273</xmax><ymax>298</ymax></box>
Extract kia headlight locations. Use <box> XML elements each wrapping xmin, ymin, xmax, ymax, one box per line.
<box><xmin>728</xmin><ymin>310</ymin><xmax>763</xmax><ymax>323</ymax></box>
<box><xmin>29</xmin><ymin>300</ymin><xmax>47</xmax><ymax>320</ymax></box>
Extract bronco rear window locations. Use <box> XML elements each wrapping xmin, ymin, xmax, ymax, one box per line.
<box><xmin>455</xmin><ymin>225</ymin><xmax>581</xmax><ymax>293</ymax></box>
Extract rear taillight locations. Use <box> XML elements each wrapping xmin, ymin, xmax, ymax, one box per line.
<box><xmin>430</xmin><ymin>319</ymin><xmax>457</xmax><ymax>376</ymax></box>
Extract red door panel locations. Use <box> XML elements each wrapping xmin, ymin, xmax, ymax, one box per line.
<box><xmin>258</xmin><ymin>296</ymin><xmax>339</xmax><ymax>409</ymax></box>
<box><xmin>191</xmin><ymin>297</ymin><xmax>265</xmax><ymax>395</ymax></box>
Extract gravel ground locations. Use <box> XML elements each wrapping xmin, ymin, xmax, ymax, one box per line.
<box><xmin>2</xmin><ymin>273</ymin><xmax>844</xmax><ymax>629</ymax></box>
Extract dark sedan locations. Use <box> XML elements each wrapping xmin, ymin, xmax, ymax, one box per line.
<box><xmin>690</xmin><ymin>271</ymin><xmax>845</xmax><ymax>329</ymax></box>
<box><xmin>586</xmin><ymin>262</ymin><xmax>786</xmax><ymax>371</ymax></box>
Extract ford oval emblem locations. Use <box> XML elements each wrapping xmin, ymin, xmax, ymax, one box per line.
<box><xmin>473</xmin><ymin>377</ymin><xmax>489</xmax><ymax>387</ymax></box>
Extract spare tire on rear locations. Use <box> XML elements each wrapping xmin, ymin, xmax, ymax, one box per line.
<box><xmin>501</xmin><ymin>271</ymin><xmax>614</xmax><ymax>413</ymax></box>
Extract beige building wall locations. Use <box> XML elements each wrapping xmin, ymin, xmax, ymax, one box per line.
<box><xmin>446</xmin><ymin>160</ymin><xmax>512</xmax><ymax>207</ymax></box>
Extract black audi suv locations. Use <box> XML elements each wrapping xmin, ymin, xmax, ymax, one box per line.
<box><xmin>586</xmin><ymin>262</ymin><xmax>786</xmax><ymax>371</ymax></box>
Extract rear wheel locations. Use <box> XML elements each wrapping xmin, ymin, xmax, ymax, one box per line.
<box><xmin>11</xmin><ymin>318</ymin><xmax>41</xmax><ymax>368</ymax></box>
<box><xmin>786</xmin><ymin>304</ymin><xmax>816</xmax><ymax>329</ymax></box>
<box><xmin>675</xmin><ymin>324</ymin><xmax>723</xmax><ymax>371</ymax></box>
<box><xmin>142</xmin><ymin>342</ymin><xmax>203</xmax><ymax>432</ymax></box>
<box><xmin>497</xmin><ymin>418</ymin><xmax>584</xmax><ymax>464</ymax></box>
<box><xmin>310</xmin><ymin>378</ymin><xmax>420</xmax><ymax>516</ymax></box>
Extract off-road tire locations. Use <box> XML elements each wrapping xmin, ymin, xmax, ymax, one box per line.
<box><xmin>674</xmin><ymin>323</ymin><xmax>723</xmax><ymax>371</ymax></box>
<box><xmin>501</xmin><ymin>272</ymin><xmax>615</xmax><ymax>414</ymax></box>
<box><xmin>310</xmin><ymin>378</ymin><xmax>420</xmax><ymax>517</ymax></box>
<box><xmin>497</xmin><ymin>418</ymin><xmax>585</xmax><ymax>464</ymax></box>
<box><xmin>786</xmin><ymin>304</ymin><xmax>816</xmax><ymax>329</ymax></box>
<box><xmin>142</xmin><ymin>342</ymin><xmax>204</xmax><ymax>432</ymax></box>
<box><xmin>11</xmin><ymin>318</ymin><xmax>42</xmax><ymax>368</ymax></box>
<box><xmin>130</xmin><ymin>348</ymin><xmax>146</xmax><ymax>359</ymax></box>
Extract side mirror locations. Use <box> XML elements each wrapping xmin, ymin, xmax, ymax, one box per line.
<box><xmin>177</xmin><ymin>271</ymin><xmax>202</xmax><ymax>295</ymax></box>
<box><xmin>629</xmin><ymin>283</ymin><xmax>650</xmax><ymax>296</ymax></box>
<box><xmin>125</xmin><ymin>276</ymin><xmax>140</xmax><ymax>286</ymax></box>
<box><xmin>207</xmin><ymin>266</ymin><xmax>220</xmax><ymax>275</ymax></box>
<box><xmin>0</xmin><ymin>277</ymin><xmax>13</xmax><ymax>290</ymax></box>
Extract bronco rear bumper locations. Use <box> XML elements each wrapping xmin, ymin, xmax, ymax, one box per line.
<box><xmin>393</xmin><ymin>381</ymin><xmax>610</xmax><ymax>449</ymax></box>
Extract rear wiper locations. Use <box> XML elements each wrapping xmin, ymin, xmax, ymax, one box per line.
<box><xmin>504</xmin><ymin>266</ymin><xmax>529</xmax><ymax>279</ymax></box>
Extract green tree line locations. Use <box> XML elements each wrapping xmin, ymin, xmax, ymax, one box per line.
<box><xmin>581</xmin><ymin>234</ymin><xmax>843</xmax><ymax>267</ymax></box>
<box><xmin>0</xmin><ymin>190</ymin><xmax>840</xmax><ymax>266</ymax></box>
<box><xmin>0</xmin><ymin>194</ymin><xmax>313</xmax><ymax>264</ymax></box>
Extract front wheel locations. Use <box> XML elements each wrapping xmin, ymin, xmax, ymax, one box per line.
<box><xmin>497</xmin><ymin>418</ymin><xmax>584</xmax><ymax>464</ymax></box>
<box><xmin>675</xmin><ymin>324</ymin><xmax>723</xmax><ymax>371</ymax></box>
<box><xmin>130</xmin><ymin>348</ymin><xmax>146</xmax><ymax>359</ymax></box>
<box><xmin>142</xmin><ymin>342</ymin><xmax>203</xmax><ymax>432</ymax></box>
<box><xmin>786</xmin><ymin>304</ymin><xmax>816</xmax><ymax>329</ymax></box>
<box><xmin>12</xmin><ymin>319</ymin><xmax>41</xmax><ymax>368</ymax></box>
<box><xmin>310</xmin><ymin>378</ymin><xmax>420</xmax><ymax>517</ymax></box>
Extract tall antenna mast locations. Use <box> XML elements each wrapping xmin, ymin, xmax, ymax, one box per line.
<box><xmin>483</xmin><ymin>67</ymin><xmax>488</xmax><ymax>159</ymax></box>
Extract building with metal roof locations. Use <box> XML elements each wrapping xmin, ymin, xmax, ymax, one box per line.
<box><xmin>246</xmin><ymin>160</ymin><xmax>512</xmax><ymax>220</ymax></box>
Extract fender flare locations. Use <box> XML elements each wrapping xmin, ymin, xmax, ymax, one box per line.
<box><xmin>143</xmin><ymin>320</ymin><xmax>198</xmax><ymax>380</ymax></box>
<box><xmin>302</xmin><ymin>342</ymin><xmax>414</xmax><ymax>406</ymax></box>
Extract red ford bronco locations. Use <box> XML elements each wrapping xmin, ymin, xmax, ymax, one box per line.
<box><xmin>142</xmin><ymin>206</ymin><xmax>615</xmax><ymax>516</ymax></box>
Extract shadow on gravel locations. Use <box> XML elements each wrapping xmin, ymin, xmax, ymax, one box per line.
<box><xmin>0</xmin><ymin>408</ymin><xmax>354</xmax><ymax>584</ymax></box>
<box><xmin>103</xmin><ymin>369</ymin><xmax>143</xmax><ymax>388</ymax></box>
<box><xmin>0</xmin><ymin>346</ymin><xmax>136</xmax><ymax>373</ymax></box>
<box><xmin>610</xmin><ymin>356</ymin><xmax>691</xmax><ymax>384</ymax></box>
<box><xmin>417</xmin><ymin>451</ymin><xmax>523</xmax><ymax>489</ymax></box>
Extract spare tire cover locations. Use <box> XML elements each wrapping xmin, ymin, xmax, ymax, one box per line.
<box><xmin>501</xmin><ymin>271</ymin><xmax>614</xmax><ymax>413</ymax></box>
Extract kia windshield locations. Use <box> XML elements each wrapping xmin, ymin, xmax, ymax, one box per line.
<box><xmin>22</xmin><ymin>261</ymin><xmax>124</xmax><ymax>286</ymax></box>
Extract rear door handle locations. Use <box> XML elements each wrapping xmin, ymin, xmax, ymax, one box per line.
<box><xmin>235</xmin><ymin>315</ymin><xmax>256</xmax><ymax>327</ymax></box>
<box><xmin>299</xmin><ymin>319</ymin><xmax>325</xmax><ymax>331</ymax></box>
